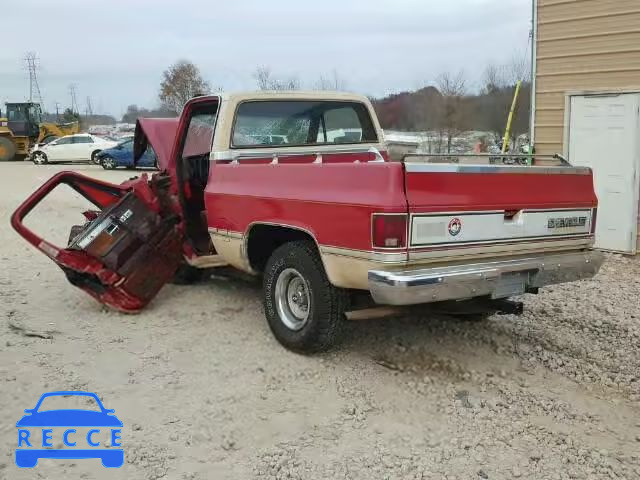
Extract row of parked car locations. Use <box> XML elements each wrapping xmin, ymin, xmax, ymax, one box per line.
<box><xmin>29</xmin><ymin>134</ymin><xmax>158</xmax><ymax>170</ymax></box>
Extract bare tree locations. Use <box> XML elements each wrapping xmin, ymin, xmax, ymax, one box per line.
<box><xmin>434</xmin><ymin>71</ymin><xmax>468</xmax><ymax>153</ymax></box>
<box><xmin>253</xmin><ymin>66</ymin><xmax>300</xmax><ymax>91</ymax></box>
<box><xmin>315</xmin><ymin>69</ymin><xmax>347</xmax><ymax>91</ymax></box>
<box><xmin>480</xmin><ymin>55</ymin><xmax>531</xmax><ymax>141</ymax></box>
<box><xmin>159</xmin><ymin>60</ymin><xmax>211</xmax><ymax>113</ymax></box>
<box><xmin>483</xmin><ymin>55</ymin><xmax>528</xmax><ymax>94</ymax></box>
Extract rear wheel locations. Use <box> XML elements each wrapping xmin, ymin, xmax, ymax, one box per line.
<box><xmin>0</xmin><ymin>136</ymin><xmax>16</xmax><ymax>161</ymax></box>
<box><xmin>32</xmin><ymin>151</ymin><xmax>48</xmax><ymax>165</ymax></box>
<box><xmin>101</xmin><ymin>156</ymin><xmax>116</xmax><ymax>169</ymax></box>
<box><xmin>263</xmin><ymin>241</ymin><xmax>347</xmax><ymax>353</ymax></box>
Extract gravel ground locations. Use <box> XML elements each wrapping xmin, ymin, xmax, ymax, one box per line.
<box><xmin>1</xmin><ymin>162</ymin><xmax>639</xmax><ymax>480</ymax></box>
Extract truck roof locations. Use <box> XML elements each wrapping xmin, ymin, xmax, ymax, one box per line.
<box><xmin>209</xmin><ymin>90</ymin><xmax>372</xmax><ymax>104</ymax></box>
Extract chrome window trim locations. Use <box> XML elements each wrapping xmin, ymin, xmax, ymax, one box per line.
<box><xmin>211</xmin><ymin>145</ymin><xmax>384</xmax><ymax>163</ymax></box>
<box><xmin>404</xmin><ymin>162</ymin><xmax>592</xmax><ymax>175</ymax></box>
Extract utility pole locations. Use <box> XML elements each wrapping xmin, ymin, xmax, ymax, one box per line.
<box><xmin>24</xmin><ymin>52</ymin><xmax>44</xmax><ymax>107</ymax></box>
<box><xmin>55</xmin><ymin>102</ymin><xmax>60</xmax><ymax>121</ymax></box>
<box><xmin>85</xmin><ymin>96</ymin><xmax>93</xmax><ymax>117</ymax></box>
<box><xmin>68</xmin><ymin>84</ymin><xmax>78</xmax><ymax>115</ymax></box>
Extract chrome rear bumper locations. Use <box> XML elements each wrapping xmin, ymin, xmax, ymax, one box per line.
<box><xmin>368</xmin><ymin>250</ymin><xmax>604</xmax><ymax>306</ymax></box>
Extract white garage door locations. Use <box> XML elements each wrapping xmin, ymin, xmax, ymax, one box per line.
<box><xmin>568</xmin><ymin>93</ymin><xmax>640</xmax><ymax>253</ymax></box>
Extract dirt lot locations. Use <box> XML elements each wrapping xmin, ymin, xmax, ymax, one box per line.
<box><xmin>1</xmin><ymin>162</ymin><xmax>639</xmax><ymax>480</ymax></box>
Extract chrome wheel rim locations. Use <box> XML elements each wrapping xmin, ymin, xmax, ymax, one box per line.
<box><xmin>275</xmin><ymin>268</ymin><xmax>310</xmax><ymax>331</ymax></box>
<box><xmin>103</xmin><ymin>157</ymin><xmax>115</xmax><ymax>169</ymax></box>
<box><xmin>33</xmin><ymin>153</ymin><xmax>45</xmax><ymax>164</ymax></box>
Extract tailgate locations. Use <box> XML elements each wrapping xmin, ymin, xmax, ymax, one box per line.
<box><xmin>403</xmin><ymin>163</ymin><xmax>597</xmax><ymax>258</ymax></box>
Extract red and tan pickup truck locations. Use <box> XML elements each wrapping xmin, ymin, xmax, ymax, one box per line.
<box><xmin>11</xmin><ymin>91</ymin><xmax>603</xmax><ymax>352</ymax></box>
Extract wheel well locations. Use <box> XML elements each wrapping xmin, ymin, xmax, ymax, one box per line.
<box><xmin>246</xmin><ymin>224</ymin><xmax>318</xmax><ymax>272</ymax></box>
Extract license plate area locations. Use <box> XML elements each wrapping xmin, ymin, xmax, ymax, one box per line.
<box><xmin>492</xmin><ymin>272</ymin><xmax>528</xmax><ymax>299</ymax></box>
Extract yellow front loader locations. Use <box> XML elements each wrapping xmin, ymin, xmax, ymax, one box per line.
<box><xmin>0</xmin><ymin>102</ymin><xmax>79</xmax><ymax>161</ymax></box>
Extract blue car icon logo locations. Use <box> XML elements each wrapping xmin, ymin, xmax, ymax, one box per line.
<box><xmin>16</xmin><ymin>391</ymin><xmax>123</xmax><ymax>468</ymax></box>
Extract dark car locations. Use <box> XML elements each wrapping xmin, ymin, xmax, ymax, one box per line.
<box><xmin>96</xmin><ymin>138</ymin><xmax>157</xmax><ymax>170</ymax></box>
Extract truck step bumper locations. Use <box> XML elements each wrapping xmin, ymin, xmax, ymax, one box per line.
<box><xmin>368</xmin><ymin>250</ymin><xmax>604</xmax><ymax>306</ymax></box>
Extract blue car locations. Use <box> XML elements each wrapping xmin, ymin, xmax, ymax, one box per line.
<box><xmin>16</xmin><ymin>391</ymin><xmax>123</xmax><ymax>468</ymax></box>
<box><xmin>96</xmin><ymin>138</ymin><xmax>157</xmax><ymax>170</ymax></box>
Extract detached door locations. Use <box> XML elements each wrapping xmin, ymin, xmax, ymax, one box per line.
<box><xmin>11</xmin><ymin>172</ymin><xmax>184</xmax><ymax>312</ymax></box>
<box><xmin>568</xmin><ymin>93</ymin><xmax>640</xmax><ymax>253</ymax></box>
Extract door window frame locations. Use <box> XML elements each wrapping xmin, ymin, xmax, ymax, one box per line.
<box><xmin>230</xmin><ymin>99</ymin><xmax>379</xmax><ymax>149</ymax></box>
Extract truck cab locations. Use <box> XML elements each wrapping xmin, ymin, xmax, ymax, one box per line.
<box><xmin>11</xmin><ymin>91</ymin><xmax>603</xmax><ymax>352</ymax></box>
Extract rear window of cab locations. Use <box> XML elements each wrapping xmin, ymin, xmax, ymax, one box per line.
<box><xmin>231</xmin><ymin>100</ymin><xmax>378</xmax><ymax>148</ymax></box>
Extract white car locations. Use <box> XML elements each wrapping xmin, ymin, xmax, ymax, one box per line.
<box><xmin>31</xmin><ymin>134</ymin><xmax>118</xmax><ymax>165</ymax></box>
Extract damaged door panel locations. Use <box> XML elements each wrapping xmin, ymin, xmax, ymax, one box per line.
<box><xmin>11</xmin><ymin>171</ymin><xmax>184</xmax><ymax>312</ymax></box>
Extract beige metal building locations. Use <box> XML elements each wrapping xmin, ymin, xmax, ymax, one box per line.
<box><xmin>532</xmin><ymin>0</ymin><xmax>640</xmax><ymax>254</ymax></box>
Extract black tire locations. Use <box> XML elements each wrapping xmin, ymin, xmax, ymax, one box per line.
<box><xmin>101</xmin><ymin>155</ymin><xmax>116</xmax><ymax>170</ymax></box>
<box><xmin>170</xmin><ymin>263</ymin><xmax>205</xmax><ymax>285</ymax></box>
<box><xmin>263</xmin><ymin>241</ymin><xmax>348</xmax><ymax>353</ymax></box>
<box><xmin>31</xmin><ymin>151</ymin><xmax>48</xmax><ymax>165</ymax></box>
<box><xmin>0</xmin><ymin>136</ymin><xmax>16</xmax><ymax>161</ymax></box>
<box><xmin>90</xmin><ymin>150</ymin><xmax>101</xmax><ymax>164</ymax></box>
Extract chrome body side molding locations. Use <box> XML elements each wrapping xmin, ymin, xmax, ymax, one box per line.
<box><xmin>403</xmin><ymin>162</ymin><xmax>592</xmax><ymax>175</ymax></box>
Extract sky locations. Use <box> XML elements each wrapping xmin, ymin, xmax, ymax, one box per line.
<box><xmin>1</xmin><ymin>0</ymin><xmax>532</xmax><ymax>119</ymax></box>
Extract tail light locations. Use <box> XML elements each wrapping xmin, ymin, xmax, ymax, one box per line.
<box><xmin>591</xmin><ymin>207</ymin><xmax>598</xmax><ymax>234</ymax></box>
<box><xmin>372</xmin><ymin>214</ymin><xmax>407</xmax><ymax>248</ymax></box>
